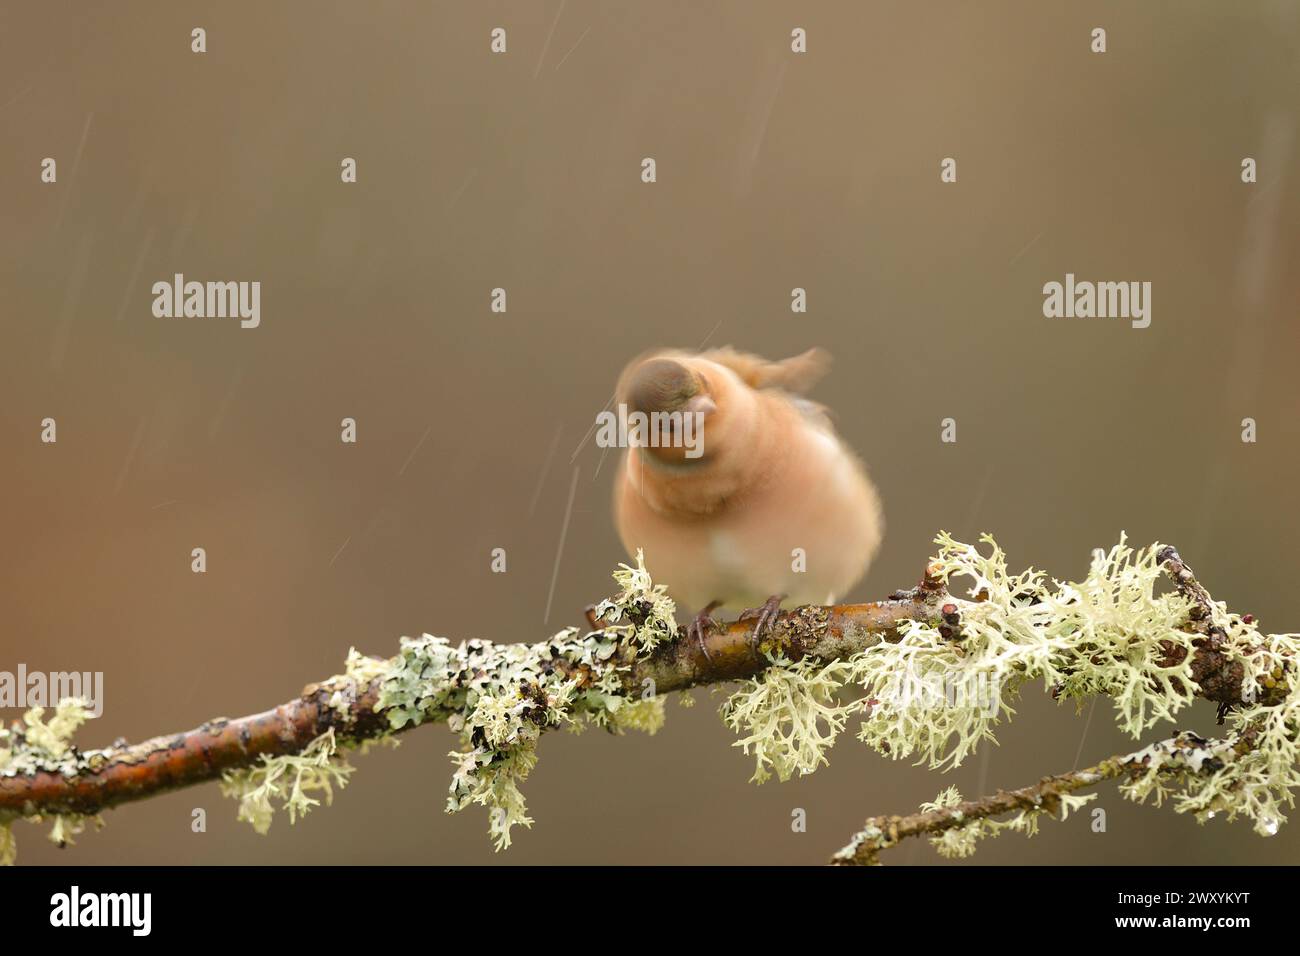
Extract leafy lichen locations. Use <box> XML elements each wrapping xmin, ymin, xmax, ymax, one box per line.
<box><xmin>219</xmin><ymin>728</ymin><xmax>354</xmax><ymax>834</ymax></box>
<box><xmin>851</xmin><ymin>533</ymin><xmax>1206</xmax><ymax>768</ymax></box>
<box><xmin>6</xmin><ymin>534</ymin><xmax>1298</xmax><ymax>864</ymax></box>
<box><xmin>593</xmin><ymin>551</ymin><xmax>679</xmax><ymax>653</ymax></box>
<box><xmin>720</xmin><ymin>654</ymin><xmax>866</xmax><ymax>783</ymax></box>
<box><xmin>0</xmin><ymin>699</ymin><xmax>102</xmax><ymax>865</ymax></box>
<box><xmin>737</xmin><ymin>533</ymin><xmax>1300</xmax><ymax>859</ymax></box>
<box><xmin>371</xmin><ymin>549</ymin><xmax>673</xmax><ymax>849</ymax></box>
<box><xmin>919</xmin><ymin>784</ymin><xmax>1096</xmax><ymax>860</ymax></box>
<box><xmin>1119</xmin><ymin>688</ymin><xmax>1300</xmax><ymax>836</ymax></box>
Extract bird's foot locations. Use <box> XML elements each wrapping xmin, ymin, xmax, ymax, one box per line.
<box><xmin>739</xmin><ymin>594</ymin><xmax>786</xmax><ymax>662</ymax></box>
<box><xmin>687</xmin><ymin>601</ymin><xmax>723</xmax><ymax>665</ymax></box>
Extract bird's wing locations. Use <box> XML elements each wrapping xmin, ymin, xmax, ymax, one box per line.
<box><xmin>788</xmin><ymin>395</ymin><xmax>835</xmax><ymax>432</ymax></box>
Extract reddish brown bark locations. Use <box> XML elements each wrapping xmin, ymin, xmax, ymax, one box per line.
<box><xmin>1</xmin><ymin>585</ymin><xmax>944</xmax><ymax>819</ymax></box>
<box><xmin>0</xmin><ymin>552</ymin><xmax>1260</xmax><ymax>822</ymax></box>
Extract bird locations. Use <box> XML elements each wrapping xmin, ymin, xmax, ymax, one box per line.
<box><xmin>612</xmin><ymin>346</ymin><xmax>884</xmax><ymax>660</ymax></box>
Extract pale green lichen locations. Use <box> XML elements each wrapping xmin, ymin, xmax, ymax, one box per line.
<box><xmin>0</xmin><ymin>821</ymin><xmax>14</xmax><ymax>867</ymax></box>
<box><xmin>918</xmin><ymin>785</ymin><xmax>1096</xmax><ymax>860</ymax></box>
<box><xmin>853</xmin><ymin>533</ymin><xmax>1203</xmax><ymax>768</ymax></box>
<box><xmin>593</xmin><ymin>549</ymin><xmax>679</xmax><ymax>653</ymax></box>
<box><xmin>607</xmin><ymin>696</ymin><xmax>667</xmax><ymax>735</ymax></box>
<box><xmin>724</xmin><ymin>533</ymin><xmax>1210</xmax><ymax>778</ymax></box>
<box><xmin>725</xmin><ymin>532</ymin><xmax>1300</xmax><ymax>853</ymax></box>
<box><xmin>46</xmin><ymin>812</ymin><xmax>100</xmax><ymax>850</ymax></box>
<box><xmin>19</xmin><ymin>701</ymin><xmax>91</xmax><ymax>760</ymax></box>
<box><xmin>720</xmin><ymin>654</ymin><xmax>866</xmax><ymax>783</ymax></box>
<box><xmin>0</xmin><ymin>699</ymin><xmax>102</xmax><ymax>865</ymax></box>
<box><xmin>324</xmin><ymin>647</ymin><xmax>393</xmax><ymax>720</ymax></box>
<box><xmin>219</xmin><ymin>728</ymin><xmax>353</xmax><ymax>834</ymax></box>
<box><xmin>1120</xmin><ymin>686</ymin><xmax>1300</xmax><ymax>836</ymax></box>
<box><xmin>216</xmin><ymin>653</ymin><xmax>398</xmax><ymax>837</ymax></box>
<box><xmin>1</xmin><ymin>699</ymin><xmax>94</xmax><ymax>775</ymax></box>
<box><xmin>342</xmin><ymin>647</ymin><xmax>391</xmax><ymax>686</ymax></box>
<box><xmin>1107</xmin><ymin>614</ymin><xmax>1300</xmax><ymax>836</ymax></box>
<box><xmin>372</xmin><ymin>548</ymin><xmax>673</xmax><ymax>849</ymax></box>
<box><xmin>8</xmin><ymin>535</ymin><xmax>1298</xmax><ymax>863</ymax></box>
<box><xmin>1</xmin><ymin>552</ymin><xmax>676</xmax><ymax>857</ymax></box>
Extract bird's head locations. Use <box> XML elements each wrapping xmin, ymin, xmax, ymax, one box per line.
<box><xmin>617</xmin><ymin>355</ymin><xmax>719</xmax><ymax>465</ymax></box>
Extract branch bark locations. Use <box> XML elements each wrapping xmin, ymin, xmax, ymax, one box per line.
<box><xmin>0</xmin><ymin>547</ymin><xmax>1266</xmax><ymax>827</ymax></box>
<box><xmin>830</xmin><ymin>547</ymin><xmax>1278</xmax><ymax>865</ymax></box>
<box><xmin>832</xmin><ymin>759</ymin><xmax>1123</xmax><ymax>866</ymax></box>
<box><xmin>830</xmin><ymin>731</ymin><xmax>1239</xmax><ymax>865</ymax></box>
<box><xmin>0</xmin><ymin>568</ymin><xmax>950</xmax><ymax>819</ymax></box>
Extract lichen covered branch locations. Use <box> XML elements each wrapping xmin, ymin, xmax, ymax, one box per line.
<box><xmin>2</xmin><ymin>533</ymin><xmax>1297</xmax><ymax>865</ymax></box>
<box><xmin>830</xmin><ymin>536</ymin><xmax>1300</xmax><ymax>864</ymax></box>
<box><xmin>0</xmin><ymin>553</ymin><xmax>946</xmax><ymax>860</ymax></box>
<box><xmin>831</xmin><ymin>731</ymin><xmax>1243</xmax><ymax>865</ymax></box>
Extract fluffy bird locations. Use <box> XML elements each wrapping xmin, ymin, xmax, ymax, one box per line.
<box><xmin>612</xmin><ymin>346</ymin><xmax>884</xmax><ymax>657</ymax></box>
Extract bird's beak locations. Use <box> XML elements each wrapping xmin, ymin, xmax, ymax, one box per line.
<box><xmin>683</xmin><ymin>394</ymin><xmax>716</xmax><ymax>418</ymax></box>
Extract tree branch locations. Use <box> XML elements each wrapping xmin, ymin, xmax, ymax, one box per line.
<box><xmin>0</xmin><ymin>566</ymin><xmax>950</xmax><ymax>819</ymax></box>
<box><xmin>830</xmin><ymin>731</ymin><xmax>1243</xmax><ymax>865</ymax></box>
<box><xmin>0</xmin><ymin>543</ymin><xmax>1276</xmax><ymax>848</ymax></box>
<box><xmin>830</xmin><ymin>545</ymin><xmax>1287</xmax><ymax>865</ymax></box>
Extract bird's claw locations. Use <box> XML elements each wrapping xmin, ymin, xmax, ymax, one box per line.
<box><xmin>687</xmin><ymin>603</ymin><xmax>723</xmax><ymax>665</ymax></box>
<box><xmin>739</xmin><ymin>594</ymin><xmax>786</xmax><ymax>662</ymax></box>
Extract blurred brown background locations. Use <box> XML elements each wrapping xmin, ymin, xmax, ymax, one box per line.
<box><xmin>2</xmin><ymin>1</ymin><xmax>1298</xmax><ymax>865</ymax></box>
